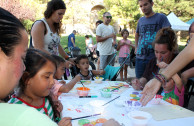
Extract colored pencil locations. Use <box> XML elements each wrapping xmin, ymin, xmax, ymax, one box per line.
<box><xmin>71</xmin><ymin>113</ymin><xmax>101</xmax><ymax>120</ymax></box>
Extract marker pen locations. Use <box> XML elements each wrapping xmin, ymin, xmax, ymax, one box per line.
<box><xmin>79</xmin><ymin>96</ymin><xmax>97</xmax><ymax>98</ymax></box>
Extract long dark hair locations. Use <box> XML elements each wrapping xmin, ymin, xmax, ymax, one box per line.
<box><xmin>44</xmin><ymin>0</ymin><xmax>66</xmax><ymax>34</ymax></box>
<box><xmin>18</xmin><ymin>49</ymin><xmax>60</xmax><ymax>121</ymax></box>
<box><xmin>0</xmin><ymin>7</ymin><xmax>25</xmax><ymax>56</ymax></box>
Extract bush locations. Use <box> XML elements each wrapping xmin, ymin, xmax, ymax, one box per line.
<box><xmin>21</xmin><ymin>19</ymin><xmax>34</xmax><ymax>33</ymax></box>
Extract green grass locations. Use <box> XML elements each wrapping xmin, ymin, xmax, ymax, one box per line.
<box><xmin>60</xmin><ymin>35</ymin><xmax>135</xmax><ymax>54</ymax></box>
<box><xmin>60</xmin><ymin>35</ymin><xmax>186</xmax><ymax>53</ymax></box>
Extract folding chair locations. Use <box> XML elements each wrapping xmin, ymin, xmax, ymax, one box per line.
<box><xmin>101</xmin><ymin>52</ymin><xmax>130</xmax><ymax>81</ymax></box>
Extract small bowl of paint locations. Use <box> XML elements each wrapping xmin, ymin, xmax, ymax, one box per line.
<box><xmin>76</xmin><ymin>87</ymin><xmax>90</xmax><ymax>96</ymax></box>
<box><xmin>100</xmin><ymin>89</ymin><xmax>112</xmax><ymax>98</ymax></box>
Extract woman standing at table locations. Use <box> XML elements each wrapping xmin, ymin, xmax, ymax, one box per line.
<box><xmin>30</xmin><ymin>0</ymin><xmax>74</xmax><ymax>66</ymax></box>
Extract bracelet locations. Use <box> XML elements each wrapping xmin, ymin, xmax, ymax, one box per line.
<box><xmin>154</xmin><ymin>73</ymin><xmax>168</xmax><ymax>85</ymax></box>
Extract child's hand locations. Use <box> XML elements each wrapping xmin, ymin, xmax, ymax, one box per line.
<box><xmin>131</xmin><ymin>78</ymin><xmax>142</xmax><ymax>90</ymax></box>
<box><xmin>75</xmin><ymin>75</ymin><xmax>81</xmax><ymax>82</ymax></box>
<box><xmin>103</xmin><ymin>119</ymin><xmax>121</xmax><ymax>126</ymax></box>
<box><xmin>58</xmin><ymin>117</ymin><xmax>72</xmax><ymax>126</ymax></box>
<box><xmin>54</xmin><ymin>100</ymin><xmax>63</xmax><ymax>113</ymax></box>
<box><xmin>59</xmin><ymin>80</ymin><xmax>66</xmax><ymax>84</ymax></box>
<box><xmin>157</xmin><ymin>61</ymin><xmax>168</xmax><ymax>69</ymax></box>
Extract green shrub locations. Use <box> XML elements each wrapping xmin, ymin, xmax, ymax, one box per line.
<box><xmin>21</xmin><ymin>19</ymin><xmax>34</xmax><ymax>33</ymax></box>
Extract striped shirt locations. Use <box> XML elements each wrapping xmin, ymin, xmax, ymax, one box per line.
<box><xmin>9</xmin><ymin>95</ymin><xmax>54</xmax><ymax>120</ymax></box>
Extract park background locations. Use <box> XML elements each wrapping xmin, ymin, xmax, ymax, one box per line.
<box><xmin>0</xmin><ymin>0</ymin><xmax>193</xmax><ymax>53</ymax></box>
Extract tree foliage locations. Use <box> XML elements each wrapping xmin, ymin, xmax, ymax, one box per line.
<box><xmin>102</xmin><ymin>0</ymin><xmax>140</xmax><ymax>29</ymax></box>
<box><xmin>101</xmin><ymin>0</ymin><xmax>194</xmax><ymax>30</ymax></box>
<box><xmin>0</xmin><ymin>0</ymin><xmax>36</xmax><ymax>20</ymax></box>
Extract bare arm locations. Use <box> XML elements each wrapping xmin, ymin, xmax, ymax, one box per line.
<box><xmin>31</xmin><ymin>21</ymin><xmax>50</xmax><ymax>54</ymax></box>
<box><xmin>172</xmin><ymin>74</ymin><xmax>183</xmax><ymax>92</ymax></box>
<box><xmin>135</xmin><ymin>32</ymin><xmax>139</xmax><ymax>53</ymax></box>
<box><xmin>181</xmin><ymin>67</ymin><xmax>194</xmax><ymax>85</ymax></box>
<box><xmin>96</xmin><ymin>34</ymin><xmax>115</xmax><ymax>42</ymax></box>
<box><xmin>59</xmin><ymin>75</ymin><xmax>81</xmax><ymax>93</ymax></box>
<box><xmin>116</xmin><ymin>40</ymin><xmax>123</xmax><ymax>51</ymax></box>
<box><xmin>71</xmin><ymin>37</ymin><xmax>75</xmax><ymax>47</ymax></box>
<box><xmin>92</xmin><ymin>70</ymin><xmax>105</xmax><ymax>76</ymax></box>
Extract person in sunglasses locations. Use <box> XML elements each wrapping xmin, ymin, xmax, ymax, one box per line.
<box><xmin>96</xmin><ymin>12</ymin><xmax>117</xmax><ymax>69</ymax></box>
<box><xmin>135</xmin><ymin>0</ymin><xmax>171</xmax><ymax>79</ymax></box>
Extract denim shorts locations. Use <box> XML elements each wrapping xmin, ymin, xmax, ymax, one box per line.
<box><xmin>135</xmin><ymin>58</ymin><xmax>150</xmax><ymax>78</ymax></box>
<box><xmin>119</xmin><ymin>57</ymin><xmax>130</xmax><ymax>66</ymax></box>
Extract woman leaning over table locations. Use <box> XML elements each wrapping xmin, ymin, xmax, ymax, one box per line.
<box><xmin>30</xmin><ymin>0</ymin><xmax>74</xmax><ymax>67</ymax></box>
<box><xmin>0</xmin><ymin>5</ymin><xmax>120</xmax><ymax>126</ymax></box>
<box><xmin>140</xmin><ymin>36</ymin><xmax>194</xmax><ymax>106</ymax></box>
<box><xmin>132</xmin><ymin>27</ymin><xmax>178</xmax><ymax>91</ymax></box>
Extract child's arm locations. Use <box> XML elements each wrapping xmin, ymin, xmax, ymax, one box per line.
<box><xmin>172</xmin><ymin>73</ymin><xmax>183</xmax><ymax>92</ymax></box>
<box><xmin>59</xmin><ymin>75</ymin><xmax>81</xmax><ymax>93</ymax></box>
<box><xmin>158</xmin><ymin>62</ymin><xmax>183</xmax><ymax>92</ymax></box>
<box><xmin>117</xmin><ymin>40</ymin><xmax>124</xmax><ymax>51</ymax></box>
<box><xmin>92</xmin><ymin>70</ymin><xmax>105</xmax><ymax>76</ymax></box>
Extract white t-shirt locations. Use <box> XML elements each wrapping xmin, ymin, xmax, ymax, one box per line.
<box><xmin>96</xmin><ymin>23</ymin><xmax>115</xmax><ymax>55</ymax></box>
<box><xmin>0</xmin><ymin>103</ymin><xmax>57</xmax><ymax>126</ymax></box>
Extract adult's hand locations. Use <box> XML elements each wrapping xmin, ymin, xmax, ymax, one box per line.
<box><xmin>65</xmin><ymin>60</ymin><xmax>75</xmax><ymax>69</ymax></box>
<box><xmin>131</xmin><ymin>78</ymin><xmax>142</xmax><ymax>90</ymax></box>
<box><xmin>102</xmin><ymin>119</ymin><xmax>121</xmax><ymax>126</ymax></box>
<box><xmin>58</xmin><ymin>117</ymin><xmax>72</xmax><ymax>126</ymax></box>
<box><xmin>140</xmin><ymin>78</ymin><xmax>161</xmax><ymax>106</ymax></box>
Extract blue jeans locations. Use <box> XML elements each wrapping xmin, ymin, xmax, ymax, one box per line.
<box><xmin>135</xmin><ymin>58</ymin><xmax>150</xmax><ymax>78</ymax></box>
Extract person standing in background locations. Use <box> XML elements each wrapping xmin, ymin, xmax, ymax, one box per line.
<box><xmin>135</xmin><ymin>0</ymin><xmax>171</xmax><ymax>78</ymax></box>
<box><xmin>68</xmin><ymin>30</ymin><xmax>76</xmax><ymax>51</ymax></box>
<box><xmin>96</xmin><ymin>12</ymin><xmax>117</xmax><ymax>69</ymax></box>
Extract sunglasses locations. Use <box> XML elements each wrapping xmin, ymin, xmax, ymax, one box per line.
<box><xmin>105</xmin><ymin>16</ymin><xmax>112</xmax><ymax>19</ymax></box>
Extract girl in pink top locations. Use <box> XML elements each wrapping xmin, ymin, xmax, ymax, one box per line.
<box><xmin>51</xmin><ymin>55</ymin><xmax>81</xmax><ymax>101</ymax></box>
<box><xmin>117</xmin><ymin>29</ymin><xmax>134</xmax><ymax>81</ymax></box>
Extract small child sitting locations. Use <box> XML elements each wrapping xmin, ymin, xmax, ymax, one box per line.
<box><xmin>51</xmin><ymin>55</ymin><xmax>81</xmax><ymax>101</ymax></box>
<box><xmin>76</xmin><ymin>54</ymin><xmax>105</xmax><ymax>80</ymax></box>
<box><xmin>158</xmin><ymin>62</ymin><xmax>184</xmax><ymax>106</ymax></box>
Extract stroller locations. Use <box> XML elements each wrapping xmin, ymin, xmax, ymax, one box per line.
<box><xmin>101</xmin><ymin>52</ymin><xmax>130</xmax><ymax>81</ymax></box>
<box><xmin>129</xmin><ymin>48</ymin><xmax>136</xmax><ymax>68</ymax></box>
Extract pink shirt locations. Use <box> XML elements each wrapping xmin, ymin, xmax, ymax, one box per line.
<box><xmin>174</xmin><ymin>85</ymin><xmax>185</xmax><ymax>106</ymax></box>
<box><xmin>118</xmin><ymin>39</ymin><xmax>131</xmax><ymax>57</ymax></box>
<box><xmin>50</xmin><ymin>79</ymin><xmax>63</xmax><ymax>101</ymax></box>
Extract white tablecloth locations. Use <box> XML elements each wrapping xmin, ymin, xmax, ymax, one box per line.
<box><xmin>59</xmin><ymin>81</ymin><xmax>194</xmax><ymax>126</ymax></box>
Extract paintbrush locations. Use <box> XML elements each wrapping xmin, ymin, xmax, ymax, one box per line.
<box><xmin>71</xmin><ymin>113</ymin><xmax>101</xmax><ymax>120</ymax></box>
<box><xmin>102</xmin><ymin>96</ymin><xmax>120</xmax><ymax>106</ymax></box>
<box><xmin>80</xmin><ymin>81</ymin><xmax>85</xmax><ymax>88</ymax></box>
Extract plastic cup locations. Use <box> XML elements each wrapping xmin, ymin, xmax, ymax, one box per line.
<box><xmin>128</xmin><ymin>111</ymin><xmax>152</xmax><ymax>126</ymax></box>
<box><xmin>76</xmin><ymin>87</ymin><xmax>90</xmax><ymax>96</ymax></box>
